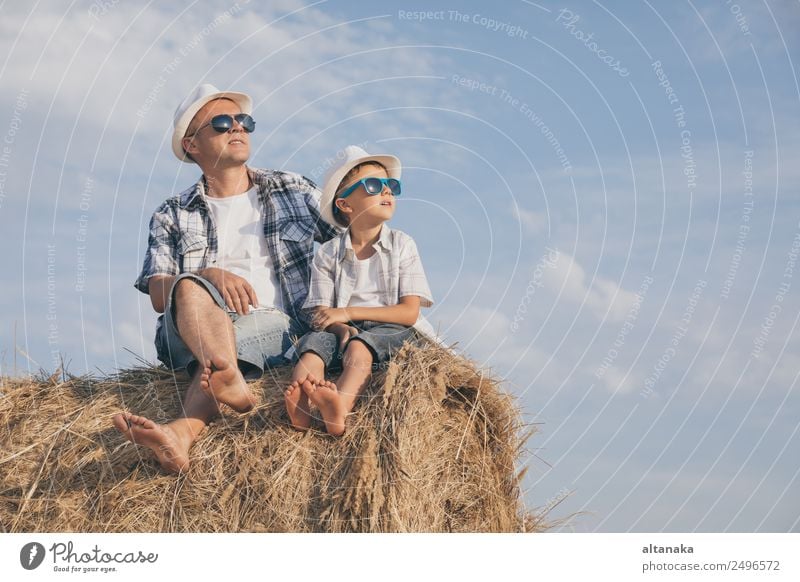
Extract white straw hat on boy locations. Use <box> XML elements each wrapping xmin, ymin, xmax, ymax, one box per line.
<box><xmin>171</xmin><ymin>83</ymin><xmax>252</xmax><ymax>163</ymax></box>
<box><xmin>320</xmin><ymin>145</ymin><xmax>401</xmax><ymax>226</ymax></box>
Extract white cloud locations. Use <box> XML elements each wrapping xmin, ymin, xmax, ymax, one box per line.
<box><xmin>513</xmin><ymin>205</ymin><xmax>547</xmax><ymax>236</ymax></box>
<box><xmin>542</xmin><ymin>251</ymin><xmax>639</xmax><ymax>323</ymax></box>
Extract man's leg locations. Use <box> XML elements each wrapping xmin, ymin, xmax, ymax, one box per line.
<box><xmin>173</xmin><ymin>276</ymin><xmax>256</xmax><ymax>412</ymax></box>
<box><xmin>112</xmin><ymin>368</ymin><xmax>215</xmax><ymax>474</ymax></box>
<box><xmin>113</xmin><ymin>275</ymin><xmax>250</xmax><ymax>473</ymax></box>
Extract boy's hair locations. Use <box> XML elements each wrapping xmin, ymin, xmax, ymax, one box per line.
<box><xmin>332</xmin><ymin>161</ymin><xmax>387</xmax><ymax>226</ymax></box>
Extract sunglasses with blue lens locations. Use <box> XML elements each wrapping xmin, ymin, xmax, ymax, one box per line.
<box><xmin>187</xmin><ymin>113</ymin><xmax>256</xmax><ymax>137</ymax></box>
<box><xmin>338</xmin><ymin>177</ymin><xmax>401</xmax><ymax>199</ymax></box>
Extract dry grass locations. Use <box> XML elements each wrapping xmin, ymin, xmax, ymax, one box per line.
<box><xmin>0</xmin><ymin>342</ymin><xmax>542</xmax><ymax>532</ymax></box>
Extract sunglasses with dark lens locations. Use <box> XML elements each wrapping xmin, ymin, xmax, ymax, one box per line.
<box><xmin>187</xmin><ymin>113</ymin><xmax>256</xmax><ymax>137</ymax></box>
<box><xmin>338</xmin><ymin>177</ymin><xmax>401</xmax><ymax>199</ymax></box>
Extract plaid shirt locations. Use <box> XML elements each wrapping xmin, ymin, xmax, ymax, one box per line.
<box><xmin>134</xmin><ymin>167</ymin><xmax>340</xmax><ymax>329</ymax></box>
<box><xmin>303</xmin><ymin>225</ymin><xmax>436</xmax><ymax>338</ymax></box>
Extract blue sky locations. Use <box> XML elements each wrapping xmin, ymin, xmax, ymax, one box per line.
<box><xmin>0</xmin><ymin>0</ymin><xmax>798</xmax><ymax>532</ymax></box>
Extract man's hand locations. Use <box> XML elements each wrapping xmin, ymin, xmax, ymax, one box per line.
<box><xmin>328</xmin><ymin>322</ymin><xmax>359</xmax><ymax>352</ymax></box>
<box><xmin>200</xmin><ymin>267</ymin><xmax>258</xmax><ymax>315</ymax></box>
<box><xmin>312</xmin><ymin>307</ymin><xmax>350</xmax><ymax>330</ymax></box>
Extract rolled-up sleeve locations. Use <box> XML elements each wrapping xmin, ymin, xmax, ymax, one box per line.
<box><xmin>398</xmin><ymin>236</ymin><xmax>433</xmax><ymax>307</ymax></box>
<box><xmin>133</xmin><ymin>206</ymin><xmax>179</xmax><ymax>294</ymax></box>
<box><xmin>302</xmin><ymin>242</ymin><xmax>337</xmax><ymax>310</ymax></box>
<box><xmin>300</xmin><ymin>176</ymin><xmax>342</xmax><ymax>243</ymax></box>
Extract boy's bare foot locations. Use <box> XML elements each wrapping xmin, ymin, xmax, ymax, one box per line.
<box><xmin>112</xmin><ymin>412</ymin><xmax>190</xmax><ymax>474</ymax></box>
<box><xmin>199</xmin><ymin>356</ymin><xmax>256</xmax><ymax>413</ymax></box>
<box><xmin>284</xmin><ymin>378</ymin><xmax>312</xmax><ymax>430</ymax></box>
<box><xmin>303</xmin><ymin>379</ymin><xmax>347</xmax><ymax>436</ymax></box>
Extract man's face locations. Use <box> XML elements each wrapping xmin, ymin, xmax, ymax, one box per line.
<box><xmin>182</xmin><ymin>98</ymin><xmax>250</xmax><ymax>169</ymax></box>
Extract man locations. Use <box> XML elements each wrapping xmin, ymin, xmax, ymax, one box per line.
<box><xmin>113</xmin><ymin>84</ymin><xmax>339</xmax><ymax>473</ymax></box>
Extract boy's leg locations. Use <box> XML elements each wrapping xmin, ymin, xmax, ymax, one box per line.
<box><xmin>334</xmin><ymin>339</ymin><xmax>374</xmax><ymax>412</ymax></box>
<box><xmin>305</xmin><ymin>339</ymin><xmax>374</xmax><ymax>436</ymax></box>
<box><xmin>285</xmin><ymin>352</ymin><xmax>325</xmax><ymax>430</ymax></box>
<box><xmin>285</xmin><ymin>331</ymin><xmax>337</xmax><ymax>430</ymax></box>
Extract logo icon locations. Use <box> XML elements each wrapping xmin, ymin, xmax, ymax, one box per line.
<box><xmin>20</xmin><ymin>542</ymin><xmax>46</xmax><ymax>570</ymax></box>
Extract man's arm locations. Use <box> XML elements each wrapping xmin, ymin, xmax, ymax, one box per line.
<box><xmin>147</xmin><ymin>275</ymin><xmax>177</xmax><ymax>314</ymax></box>
<box><xmin>300</xmin><ymin>176</ymin><xmax>341</xmax><ymax>242</ymax></box>
<box><xmin>147</xmin><ymin>269</ymin><xmax>259</xmax><ymax>316</ymax></box>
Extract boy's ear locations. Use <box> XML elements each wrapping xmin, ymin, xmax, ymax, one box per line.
<box><xmin>335</xmin><ymin>198</ymin><xmax>350</xmax><ymax>215</ymax></box>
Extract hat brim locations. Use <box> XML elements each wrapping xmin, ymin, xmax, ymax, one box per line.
<box><xmin>319</xmin><ymin>154</ymin><xmax>402</xmax><ymax>226</ymax></box>
<box><xmin>172</xmin><ymin>91</ymin><xmax>252</xmax><ymax>163</ymax></box>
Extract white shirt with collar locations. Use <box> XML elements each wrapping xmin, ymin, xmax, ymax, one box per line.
<box><xmin>303</xmin><ymin>224</ymin><xmax>438</xmax><ymax>340</ymax></box>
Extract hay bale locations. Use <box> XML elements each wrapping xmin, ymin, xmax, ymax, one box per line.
<box><xmin>0</xmin><ymin>343</ymin><xmax>540</xmax><ymax>532</ymax></box>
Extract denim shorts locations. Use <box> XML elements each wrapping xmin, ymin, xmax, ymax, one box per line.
<box><xmin>154</xmin><ymin>272</ymin><xmax>304</xmax><ymax>380</ymax></box>
<box><xmin>293</xmin><ymin>320</ymin><xmax>418</xmax><ymax>372</ymax></box>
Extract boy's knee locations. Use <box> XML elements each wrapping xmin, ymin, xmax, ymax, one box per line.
<box><xmin>344</xmin><ymin>338</ymin><xmax>375</xmax><ymax>363</ymax></box>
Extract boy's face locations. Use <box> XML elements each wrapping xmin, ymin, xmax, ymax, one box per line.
<box><xmin>335</xmin><ymin>163</ymin><xmax>396</xmax><ymax>227</ymax></box>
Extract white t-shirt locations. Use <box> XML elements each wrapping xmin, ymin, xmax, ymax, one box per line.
<box><xmin>205</xmin><ymin>187</ymin><xmax>283</xmax><ymax>312</ymax></box>
<box><xmin>347</xmin><ymin>253</ymin><xmax>384</xmax><ymax>308</ymax></box>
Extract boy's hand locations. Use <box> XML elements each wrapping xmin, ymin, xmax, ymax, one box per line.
<box><xmin>313</xmin><ymin>307</ymin><xmax>350</xmax><ymax>330</ymax></box>
<box><xmin>329</xmin><ymin>322</ymin><xmax>359</xmax><ymax>352</ymax></box>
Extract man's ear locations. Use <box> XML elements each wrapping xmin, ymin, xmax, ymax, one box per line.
<box><xmin>182</xmin><ymin>136</ymin><xmax>197</xmax><ymax>157</ymax></box>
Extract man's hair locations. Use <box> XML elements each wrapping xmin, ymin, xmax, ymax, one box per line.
<box><xmin>332</xmin><ymin>161</ymin><xmax>387</xmax><ymax>226</ymax></box>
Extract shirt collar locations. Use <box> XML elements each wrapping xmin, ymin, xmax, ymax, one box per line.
<box><xmin>338</xmin><ymin>223</ymin><xmax>393</xmax><ymax>262</ymax></box>
<box><xmin>180</xmin><ymin>166</ymin><xmax>265</xmax><ymax>209</ymax></box>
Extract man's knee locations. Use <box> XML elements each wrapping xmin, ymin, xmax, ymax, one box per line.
<box><xmin>171</xmin><ymin>276</ymin><xmax>217</xmax><ymax>318</ymax></box>
<box><xmin>174</xmin><ymin>276</ymin><xmax>214</xmax><ymax>304</ymax></box>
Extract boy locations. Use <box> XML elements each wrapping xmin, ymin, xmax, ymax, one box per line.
<box><xmin>284</xmin><ymin>145</ymin><xmax>435</xmax><ymax>435</ymax></box>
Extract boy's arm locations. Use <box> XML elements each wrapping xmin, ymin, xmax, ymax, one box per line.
<box><xmin>302</xmin><ymin>242</ymin><xmax>338</xmax><ymax>326</ymax></box>
<box><xmin>312</xmin><ymin>296</ymin><xmax>421</xmax><ymax>329</ymax></box>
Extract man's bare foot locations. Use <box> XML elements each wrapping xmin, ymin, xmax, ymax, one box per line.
<box><xmin>284</xmin><ymin>377</ymin><xmax>312</xmax><ymax>430</ymax></box>
<box><xmin>199</xmin><ymin>356</ymin><xmax>256</xmax><ymax>413</ymax></box>
<box><xmin>112</xmin><ymin>412</ymin><xmax>190</xmax><ymax>474</ymax></box>
<box><xmin>303</xmin><ymin>379</ymin><xmax>347</xmax><ymax>436</ymax></box>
